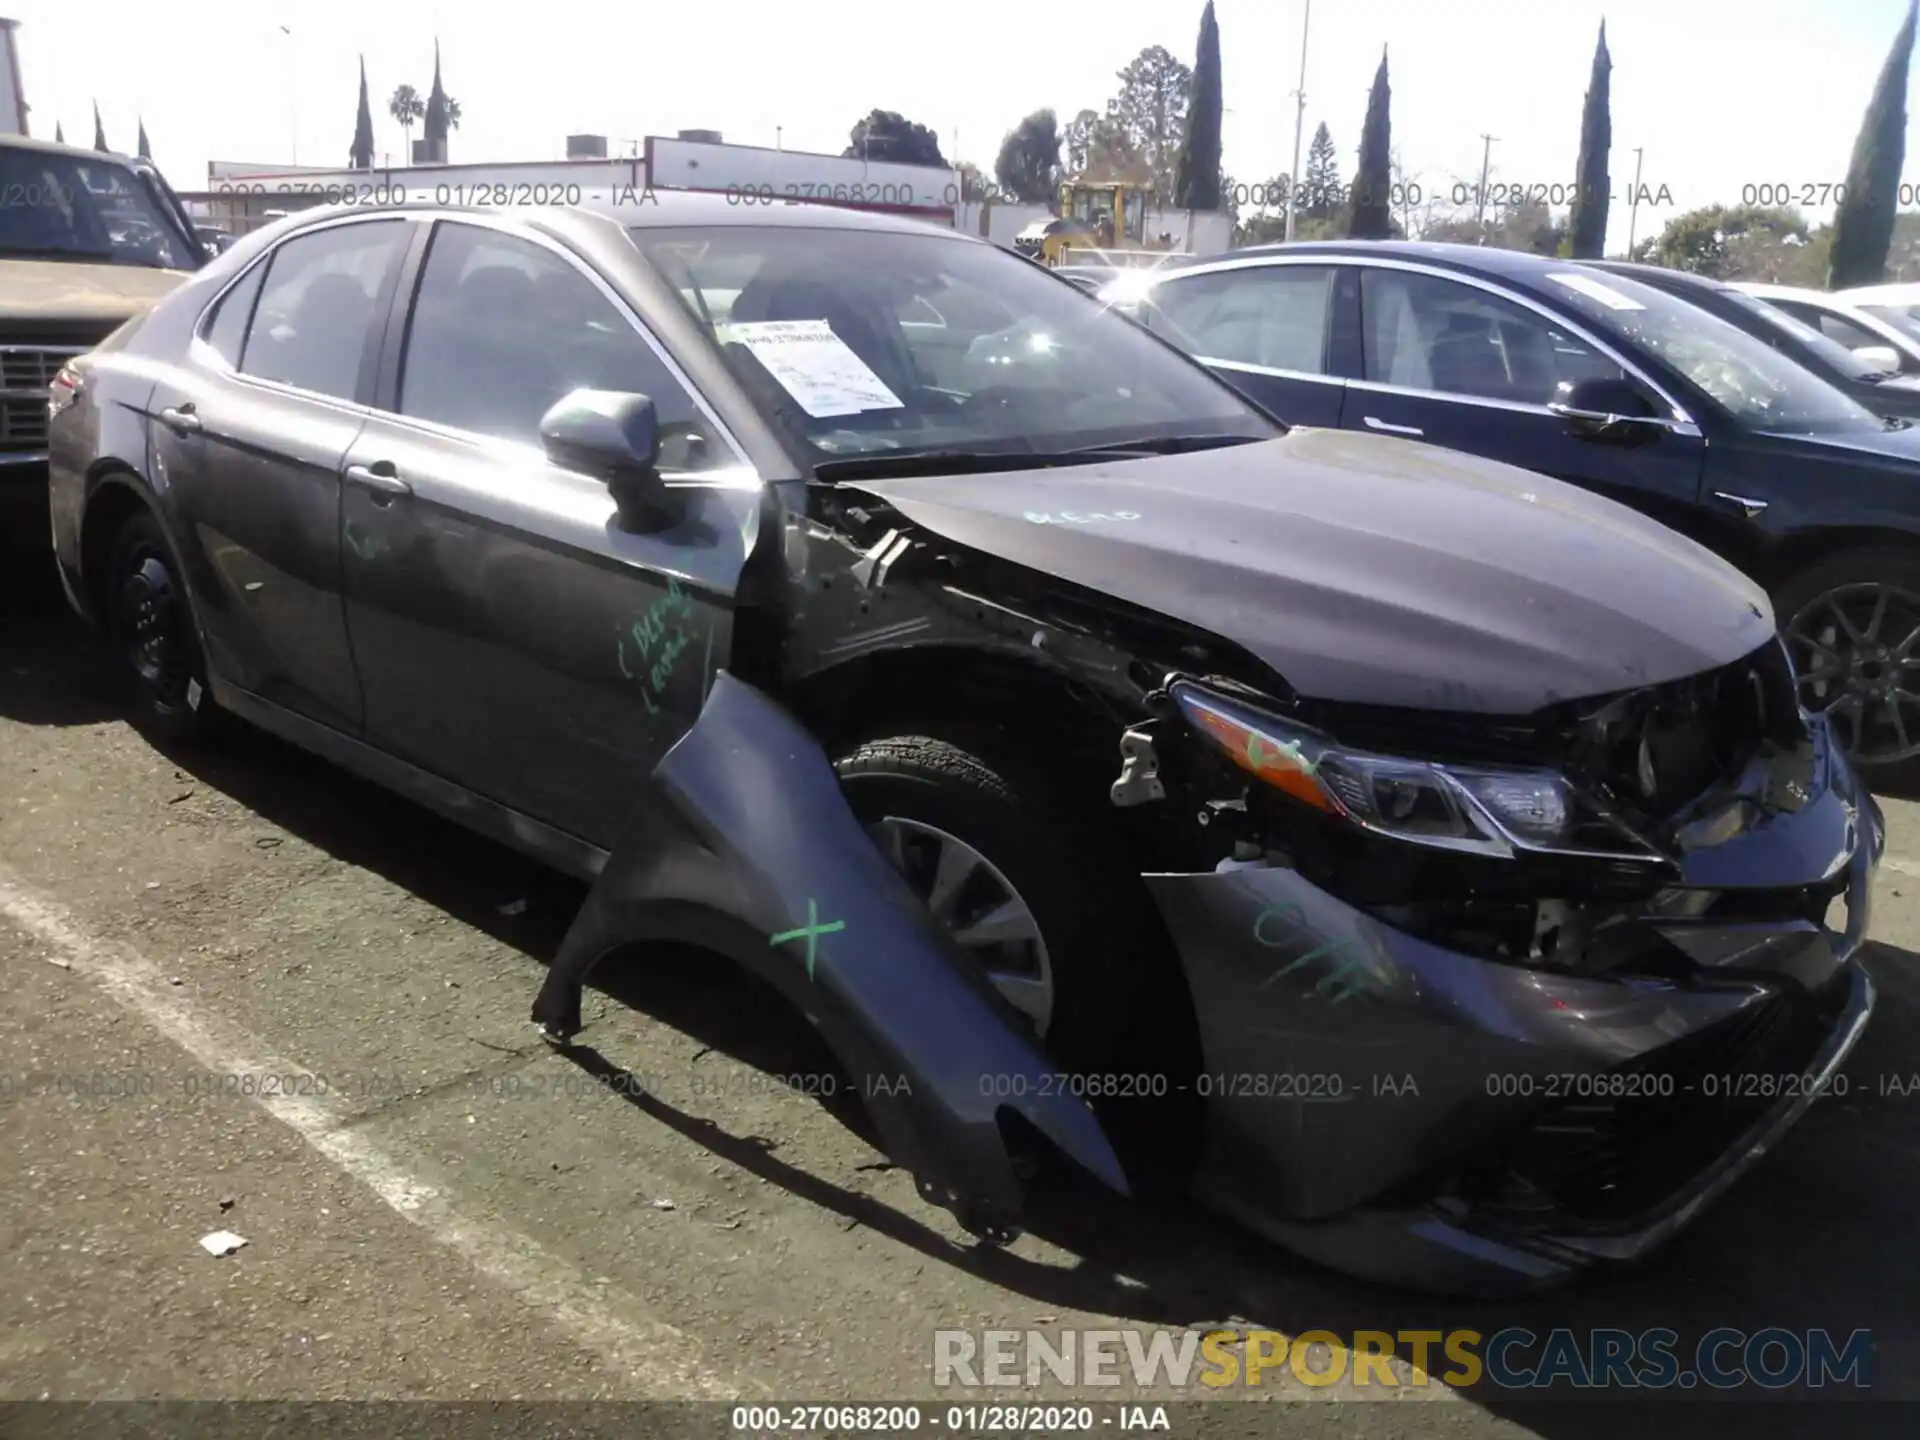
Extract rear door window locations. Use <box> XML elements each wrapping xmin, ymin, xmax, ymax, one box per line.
<box><xmin>240</xmin><ymin>220</ymin><xmax>410</xmax><ymax>401</ymax></box>
<box><xmin>1145</xmin><ymin>265</ymin><xmax>1336</xmax><ymax>373</ymax></box>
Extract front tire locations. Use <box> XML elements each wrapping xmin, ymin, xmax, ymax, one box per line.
<box><xmin>103</xmin><ymin>509</ymin><xmax>217</xmax><ymax>743</ymax></box>
<box><xmin>834</xmin><ymin>731</ymin><xmax>1200</xmax><ymax>1188</ymax></box>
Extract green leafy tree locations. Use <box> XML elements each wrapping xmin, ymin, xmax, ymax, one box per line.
<box><xmin>844</xmin><ymin>110</ymin><xmax>947</xmax><ymax>165</ymax></box>
<box><xmin>1647</xmin><ymin>203</ymin><xmax>1807</xmax><ymax>278</ymax></box>
<box><xmin>1830</xmin><ymin>0</ymin><xmax>1917</xmax><ymax>288</ymax></box>
<box><xmin>1063</xmin><ymin>107</ymin><xmax>1141</xmax><ymax>185</ymax></box>
<box><xmin>1173</xmin><ymin>2</ymin><xmax>1223</xmax><ymax>210</ymax></box>
<box><xmin>388</xmin><ymin>84</ymin><xmax>424</xmax><ymax>154</ymax></box>
<box><xmin>1569</xmin><ymin>20</ymin><xmax>1612</xmax><ymax>258</ymax></box>
<box><xmin>995</xmin><ymin>110</ymin><xmax>1062</xmax><ymax>204</ymax></box>
<box><xmin>1109</xmin><ymin>45</ymin><xmax>1192</xmax><ymax>203</ymax></box>
<box><xmin>350</xmin><ymin>56</ymin><xmax>376</xmax><ymax>169</ymax></box>
<box><xmin>1350</xmin><ymin>49</ymin><xmax>1393</xmax><ymax>239</ymax></box>
<box><xmin>1302</xmin><ymin>122</ymin><xmax>1340</xmax><ymax>219</ymax></box>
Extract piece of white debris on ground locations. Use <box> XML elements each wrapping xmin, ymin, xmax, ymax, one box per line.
<box><xmin>650</xmin><ymin>1198</ymin><xmax>676</xmax><ymax>1211</ymax></box>
<box><xmin>199</xmin><ymin>1230</ymin><xmax>248</xmax><ymax>1257</ymax></box>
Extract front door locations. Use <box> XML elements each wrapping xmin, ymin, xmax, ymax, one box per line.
<box><xmin>338</xmin><ymin>218</ymin><xmax>758</xmax><ymax>848</ymax></box>
<box><xmin>1135</xmin><ymin>262</ymin><xmax>1348</xmax><ymax>426</ymax></box>
<box><xmin>148</xmin><ymin>216</ymin><xmax>415</xmax><ymax>731</ymax></box>
<box><xmin>1343</xmin><ymin>266</ymin><xmax>1707</xmax><ymax>541</ymax></box>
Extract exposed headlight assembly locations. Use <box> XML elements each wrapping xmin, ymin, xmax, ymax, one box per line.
<box><xmin>1171</xmin><ymin>681</ymin><xmax>1663</xmax><ymax>862</ymax></box>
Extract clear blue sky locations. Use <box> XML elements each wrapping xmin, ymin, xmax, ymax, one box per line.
<box><xmin>13</xmin><ymin>0</ymin><xmax>1919</xmax><ymax>253</ymax></box>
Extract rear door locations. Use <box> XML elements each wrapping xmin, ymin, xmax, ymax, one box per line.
<box><xmin>1345</xmin><ymin>264</ymin><xmax>1709</xmax><ymax>539</ymax></box>
<box><xmin>338</xmin><ymin>216</ymin><xmax>758</xmax><ymax>850</ymax></box>
<box><xmin>147</xmin><ymin>215</ymin><xmax>415</xmax><ymax>731</ymax></box>
<box><xmin>1131</xmin><ymin>261</ymin><xmax>1347</xmax><ymax>425</ymax></box>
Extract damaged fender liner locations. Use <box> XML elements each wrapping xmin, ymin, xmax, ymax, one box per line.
<box><xmin>530</xmin><ymin>672</ymin><xmax>1130</xmax><ymax>1236</ymax></box>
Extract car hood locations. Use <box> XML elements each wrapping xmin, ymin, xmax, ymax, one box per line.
<box><xmin>0</xmin><ymin>257</ymin><xmax>190</xmax><ymax>325</ymax></box>
<box><xmin>849</xmin><ymin>428</ymin><xmax>1774</xmax><ymax>714</ymax></box>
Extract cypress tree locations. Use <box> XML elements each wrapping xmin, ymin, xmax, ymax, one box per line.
<box><xmin>424</xmin><ymin>41</ymin><xmax>450</xmax><ymax>144</ymax></box>
<box><xmin>92</xmin><ymin>102</ymin><xmax>107</xmax><ymax>152</ymax></box>
<box><xmin>137</xmin><ymin>119</ymin><xmax>151</xmax><ymax>161</ymax></box>
<box><xmin>1350</xmin><ymin>48</ymin><xmax>1393</xmax><ymax>238</ymax></box>
<box><xmin>1173</xmin><ymin>1</ymin><xmax>1223</xmax><ymax>210</ymax></box>
<box><xmin>1569</xmin><ymin>21</ymin><xmax>1612</xmax><ymax>259</ymax></box>
<box><xmin>350</xmin><ymin>56</ymin><xmax>376</xmax><ymax>169</ymax></box>
<box><xmin>1830</xmin><ymin>0</ymin><xmax>1918</xmax><ymax>288</ymax></box>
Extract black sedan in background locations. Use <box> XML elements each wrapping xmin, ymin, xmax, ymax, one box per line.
<box><xmin>43</xmin><ymin>198</ymin><xmax>1878</xmax><ymax>1294</ymax></box>
<box><xmin>1583</xmin><ymin>259</ymin><xmax>1920</xmax><ymax>422</ymax></box>
<box><xmin>1108</xmin><ymin>240</ymin><xmax>1920</xmax><ymax>775</ymax></box>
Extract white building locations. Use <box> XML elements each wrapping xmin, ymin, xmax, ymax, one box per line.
<box><xmin>185</xmin><ymin>132</ymin><xmax>962</xmax><ymax>234</ymax></box>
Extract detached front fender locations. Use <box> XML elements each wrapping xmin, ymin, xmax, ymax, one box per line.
<box><xmin>530</xmin><ymin>672</ymin><xmax>1129</xmax><ymax>1236</ymax></box>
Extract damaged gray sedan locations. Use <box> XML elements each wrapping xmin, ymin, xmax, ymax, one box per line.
<box><xmin>48</xmin><ymin>195</ymin><xmax>1880</xmax><ymax>1295</ymax></box>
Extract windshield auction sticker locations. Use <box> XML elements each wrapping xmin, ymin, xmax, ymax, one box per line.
<box><xmin>719</xmin><ymin>319</ymin><xmax>905</xmax><ymax>418</ymax></box>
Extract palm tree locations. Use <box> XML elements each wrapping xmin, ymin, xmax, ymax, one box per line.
<box><xmin>388</xmin><ymin>84</ymin><xmax>424</xmax><ymax>156</ymax></box>
<box><xmin>444</xmin><ymin>97</ymin><xmax>462</xmax><ymax>131</ymax></box>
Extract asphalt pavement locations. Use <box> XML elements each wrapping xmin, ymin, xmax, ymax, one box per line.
<box><xmin>3</xmin><ymin>547</ymin><xmax>1918</xmax><ymax>1439</ymax></box>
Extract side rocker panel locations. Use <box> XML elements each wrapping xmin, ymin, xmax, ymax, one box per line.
<box><xmin>530</xmin><ymin>672</ymin><xmax>1129</xmax><ymax>1235</ymax></box>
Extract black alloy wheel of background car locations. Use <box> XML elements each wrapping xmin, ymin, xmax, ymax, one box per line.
<box><xmin>1775</xmin><ymin>549</ymin><xmax>1920</xmax><ymax>771</ymax></box>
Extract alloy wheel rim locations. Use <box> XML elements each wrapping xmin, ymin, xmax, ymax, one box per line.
<box><xmin>117</xmin><ymin>552</ymin><xmax>188</xmax><ymax>704</ymax></box>
<box><xmin>866</xmin><ymin>815</ymin><xmax>1055</xmax><ymax>1037</ymax></box>
<box><xmin>1785</xmin><ymin>581</ymin><xmax>1920</xmax><ymax>764</ymax></box>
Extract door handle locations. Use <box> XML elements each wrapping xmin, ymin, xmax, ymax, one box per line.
<box><xmin>1363</xmin><ymin>415</ymin><xmax>1424</xmax><ymax>437</ymax></box>
<box><xmin>1711</xmin><ymin>491</ymin><xmax>1769</xmax><ymax>519</ymax></box>
<box><xmin>344</xmin><ymin>462</ymin><xmax>412</xmax><ymax>502</ymax></box>
<box><xmin>157</xmin><ymin>404</ymin><xmax>201</xmax><ymax>436</ymax></box>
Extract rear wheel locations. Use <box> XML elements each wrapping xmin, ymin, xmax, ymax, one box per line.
<box><xmin>1776</xmin><ymin>549</ymin><xmax>1920</xmax><ymax>784</ymax></box>
<box><xmin>834</xmin><ymin>731</ymin><xmax>1201</xmax><ymax>1188</ymax></box>
<box><xmin>103</xmin><ymin>509</ymin><xmax>217</xmax><ymax>743</ymax></box>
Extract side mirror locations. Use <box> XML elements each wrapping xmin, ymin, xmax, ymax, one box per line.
<box><xmin>1548</xmin><ymin>377</ymin><xmax>1666</xmax><ymax>440</ymax></box>
<box><xmin>539</xmin><ymin>388</ymin><xmax>676</xmax><ymax>531</ymax></box>
<box><xmin>1856</xmin><ymin>344</ymin><xmax>1904</xmax><ymax>374</ymax></box>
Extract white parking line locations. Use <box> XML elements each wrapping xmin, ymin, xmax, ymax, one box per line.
<box><xmin>0</xmin><ymin>864</ymin><xmax>749</xmax><ymax>1401</ymax></box>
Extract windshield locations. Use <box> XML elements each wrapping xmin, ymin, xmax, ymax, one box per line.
<box><xmin>1727</xmin><ymin>289</ymin><xmax>1883</xmax><ymax>380</ymax></box>
<box><xmin>1541</xmin><ymin>270</ymin><xmax>1887</xmax><ymax>436</ymax></box>
<box><xmin>0</xmin><ymin>147</ymin><xmax>200</xmax><ymax>270</ymax></box>
<box><xmin>631</xmin><ymin>225</ymin><xmax>1278</xmax><ymax>467</ymax></box>
<box><xmin>1859</xmin><ymin>303</ymin><xmax>1920</xmax><ymax>349</ymax></box>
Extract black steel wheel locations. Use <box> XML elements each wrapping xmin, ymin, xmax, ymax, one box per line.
<box><xmin>1777</xmin><ymin>549</ymin><xmax>1920</xmax><ymax>771</ymax></box>
<box><xmin>103</xmin><ymin>509</ymin><xmax>215</xmax><ymax>741</ymax></box>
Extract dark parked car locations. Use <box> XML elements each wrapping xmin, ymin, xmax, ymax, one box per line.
<box><xmin>49</xmin><ymin>198</ymin><xmax>1877</xmax><ymax>1295</ymax></box>
<box><xmin>1110</xmin><ymin>240</ymin><xmax>1920</xmax><ymax>774</ymax></box>
<box><xmin>1583</xmin><ymin>259</ymin><xmax>1920</xmax><ymax>422</ymax></box>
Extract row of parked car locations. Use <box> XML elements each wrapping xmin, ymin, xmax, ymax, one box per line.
<box><xmin>9</xmin><ymin>152</ymin><xmax>1891</xmax><ymax>1295</ymax></box>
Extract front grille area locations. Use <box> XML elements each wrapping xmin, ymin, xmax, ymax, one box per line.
<box><xmin>0</xmin><ymin>397</ymin><xmax>47</xmax><ymax>447</ymax></box>
<box><xmin>1463</xmin><ymin>971</ymin><xmax>1852</xmax><ymax>1226</ymax></box>
<box><xmin>0</xmin><ymin>343</ymin><xmax>87</xmax><ymax>453</ymax></box>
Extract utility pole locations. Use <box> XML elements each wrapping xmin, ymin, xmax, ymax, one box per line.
<box><xmin>1283</xmin><ymin>0</ymin><xmax>1311</xmax><ymax>243</ymax></box>
<box><xmin>1474</xmin><ymin>133</ymin><xmax>1496</xmax><ymax>242</ymax></box>
<box><xmin>1625</xmin><ymin>146</ymin><xmax>1646</xmax><ymax>256</ymax></box>
<box><xmin>279</xmin><ymin>25</ymin><xmax>296</xmax><ymax>164</ymax></box>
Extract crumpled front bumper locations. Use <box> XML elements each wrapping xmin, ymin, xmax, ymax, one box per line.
<box><xmin>1144</xmin><ymin>719</ymin><xmax>1882</xmax><ymax>1296</ymax></box>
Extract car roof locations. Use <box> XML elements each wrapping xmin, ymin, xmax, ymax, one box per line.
<box><xmin>0</xmin><ymin>133</ymin><xmax>144</xmax><ymax>166</ymax></box>
<box><xmin>1836</xmin><ymin>282</ymin><xmax>1920</xmax><ymax>303</ymax></box>
<box><xmin>1582</xmin><ymin>259</ymin><xmax>1729</xmax><ymax>293</ymax></box>
<box><xmin>1202</xmin><ymin>238</ymin><xmax>1587</xmax><ymax>280</ymax></box>
<box><xmin>1732</xmin><ymin>280</ymin><xmax>1828</xmax><ymax>301</ymax></box>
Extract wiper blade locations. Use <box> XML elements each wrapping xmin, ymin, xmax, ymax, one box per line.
<box><xmin>1861</xmin><ymin>370</ymin><xmax>1901</xmax><ymax>383</ymax></box>
<box><xmin>0</xmin><ymin>246</ymin><xmax>117</xmax><ymax>261</ymax></box>
<box><xmin>814</xmin><ymin>449</ymin><xmax>1053</xmax><ymax>481</ymax></box>
<box><xmin>1061</xmin><ymin>433</ymin><xmax>1267</xmax><ymax>457</ymax></box>
<box><xmin>1884</xmin><ymin>414</ymin><xmax>1913</xmax><ymax>431</ymax></box>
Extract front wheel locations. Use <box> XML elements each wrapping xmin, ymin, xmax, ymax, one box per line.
<box><xmin>103</xmin><ymin>509</ymin><xmax>217</xmax><ymax>743</ymax></box>
<box><xmin>834</xmin><ymin>730</ymin><xmax>1202</xmax><ymax>1189</ymax></box>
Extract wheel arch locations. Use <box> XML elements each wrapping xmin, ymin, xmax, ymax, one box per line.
<box><xmin>77</xmin><ymin>464</ymin><xmax>161</xmax><ymax>626</ymax></box>
<box><xmin>1755</xmin><ymin>525</ymin><xmax>1920</xmax><ymax>598</ymax></box>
